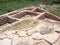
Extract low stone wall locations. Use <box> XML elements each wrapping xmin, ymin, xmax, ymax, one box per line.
<box><xmin>45</xmin><ymin>13</ymin><xmax>60</xmax><ymax>21</ymax></box>
<box><xmin>0</xmin><ymin>16</ymin><xmax>17</xmax><ymax>26</ymax></box>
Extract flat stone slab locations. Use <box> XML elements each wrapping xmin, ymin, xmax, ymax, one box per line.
<box><xmin>36</xmin><ymin>40</ymin><xmax>50</xmax><ymax>45</ymax></box>
<box><xmin>0</xmin><ymin>38</ymin><xmax>11</xmax><ymax>45</ymax></box>
<box><xmin>32</xmin><ymin>33</ymin><xmax>42</xmax><ymax>40</ymax></box>
<box><xmin>42</xmin><ymin>32</ymin><xmax>59</xmax><ymax>43</ymax></box>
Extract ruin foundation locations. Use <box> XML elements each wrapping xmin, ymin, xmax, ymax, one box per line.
<box><xmin>0</xmin><ymin>7</ymin><xmax>60</xmax><ymax>45</ymax></box>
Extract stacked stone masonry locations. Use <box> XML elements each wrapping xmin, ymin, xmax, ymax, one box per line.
<box><xmin>0</xmin><ymin>7</ymin><xmax>60</xmax><ymax>45</ymax></box>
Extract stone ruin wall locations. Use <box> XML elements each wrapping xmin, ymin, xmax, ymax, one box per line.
<box><xmin>0</xmin><ymin>6</ymin><xmax>60</xmax><ymax>33</ymax></box>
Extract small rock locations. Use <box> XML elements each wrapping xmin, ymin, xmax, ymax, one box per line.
<box><xmin>17</xmin><ymin>31</ymin><xmax>27</xmax><ymax>37</ymax></box>
<box><xmin>32</xmin><ymin>33</ymin><xmax>42</xmax><ymax>40</ymax></box>
<box><xmin>27</xmin><ymin>29</ymin><xmax>38</xmax><ymax>36</ymax></box>
<box><xmin>54</xmin><ymin>25</ymin><xmax>60</xmax><ymax>33</ymax></box>
<box><xmin>0</xmin><ymin>38</ymin><xmax>11</xmax><ymax>45</ymax></box>
<box><xmin>42</xmin><ymin>32</ymin><xmax>59</xmax><ymax>43</ymax></box>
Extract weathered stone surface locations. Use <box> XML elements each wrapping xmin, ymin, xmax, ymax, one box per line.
<box><xmin>17</xmin><ymin>37</ymin><xmax>34</xmax><ymax>45</ymax></box>
<box><xmin>17</xmin><ymin>31</ymin><xmax>27</xmax><ymax>37</ymax></box>
<box><xmin>0</xmin><ymin>38</ymin><xmax>11</xmax><ymax>45</ymax></box>
<box><xmin>0</xmin><ymin>34</ymin><xmax>7</xmax><ymax>39</ymax></box>
<box><xmin>32</xmin><ymin>33</ymin><xmax>42</xmax><ymax>40</ymax></box>
<box><xmin>11</xmin><ymin>35</ymin><xmax>20</xmax><ymax>45</ymax></box>
<box><xmin>44</xmin><ymin>18</ymin><xmax>59</xmax><ymax>23</ymax></box>
<box><xmin>27</xmin><ymin>29</ymin><xmax>38</xmax><ymax>36</ymax></box>
<box><xmin>36</xmin><ymin>40</ymin><xmax>50</xmax><ymax>45</ymax></box>
<box><xmin>3</xmin><ymin>30</ymin><xmax>16</xmax><ymax>35</ymax></box>
<box><xmin>0</xmin><ymin>30</ymin><xmax>17</xmax><ymax>39</ymax></box>
<box><xmin>54</xmin><ymin>25</ymin><xmax>60</xmax><ymax>33</ymax></box>
<box><xmin>40</xmin><ymin>27</ymin><xmax>54</xmax><ymax>35</ymax></box>
<box><xmin>7</xmin><ymin>34</ymin><xmax>16</xmax><ymax>39</ymax></box>
<box><xmin>53</xmin><ymin>38</ymin><xmax>60</xmax><ymax>45</ymax></box>
<box><xmin>33</xmin><ymin>39</ymin><xmax>41</xmax><ymax>44</ymax></box>
<box><xmin>38</xmin><ymin>21</ymin><xmax>46</xmax><ymax>29</ymax></box>
<box><xmin>42</xmin><ymin>32</ymin><xmax>59</xmax><ymax>43</ymax></box>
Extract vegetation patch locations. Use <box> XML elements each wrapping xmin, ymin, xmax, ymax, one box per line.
<box><xmin>7</xmin><ymin>19</ymin><xmax>39</xmax><ymax>30</ymax></box>
<box><xmin>43</xmin><ymin>5</ymin><xmax>60</xmax><ymax>16</ymax></box>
